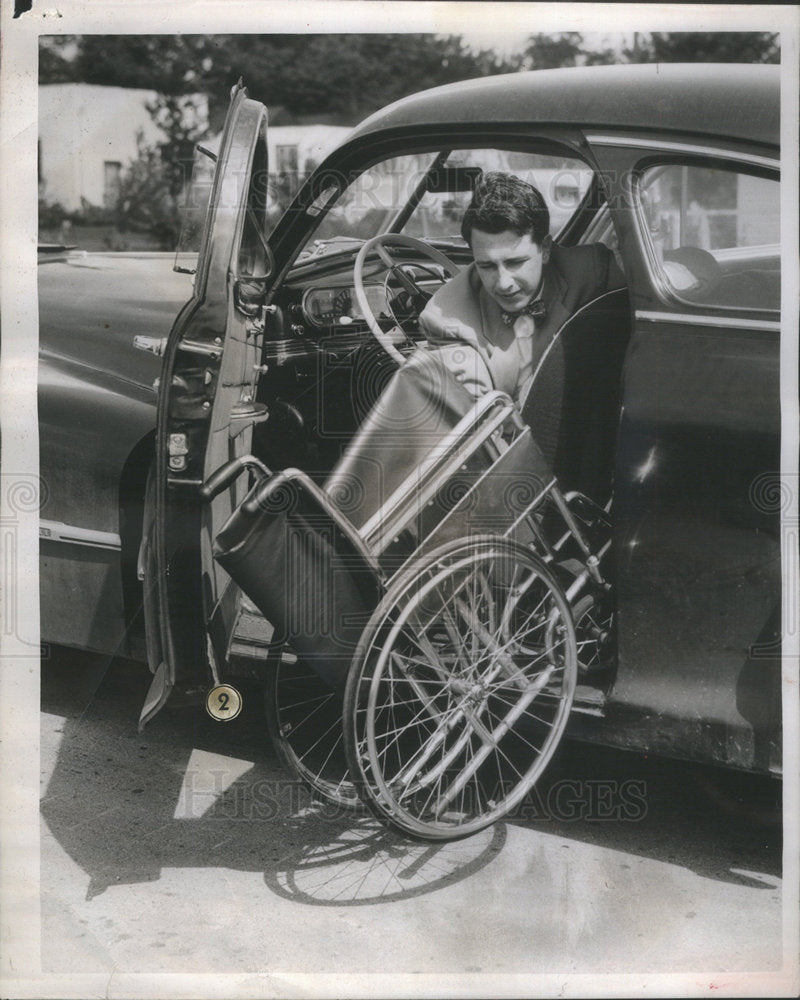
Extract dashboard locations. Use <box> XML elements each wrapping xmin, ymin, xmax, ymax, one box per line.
<box><xmin>254</xmin><ymin>249</ymin><xmax>465</xmax><ymax>474</ymax></box>
<box><xmin>301</xmin><ymin>283</ymin><xmax>389</xmax><ymax>327</ymax></box>
<box><xmin>271</xmin><ymin>249</ymin><xmax>466</xmax><ymax>347</ymax></box>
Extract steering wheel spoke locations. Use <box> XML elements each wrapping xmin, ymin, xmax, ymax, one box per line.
<box><xmin>354</xmin><ymin>234</ymin><xmax>460</xmax><ymax>365</ymax></box>
<box><xmin>374</xmin><ymin>242</ymin><xmax>397</xmax><ymax>270</ymax></box>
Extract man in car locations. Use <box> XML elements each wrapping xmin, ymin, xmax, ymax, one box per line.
<box><xmin>419</xmin><ymin>171</ymin><xmax>625</xmax><ymax>406</ymax></box>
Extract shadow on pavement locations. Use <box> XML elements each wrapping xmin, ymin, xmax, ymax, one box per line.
<box><xmin>40</xmin><ymin>646</ymin><xmax>781</xmax><ymax>906</ymax></box>
<box><xmin>40</xmin><ymin>648</ymin><xmax>505</xmax><ymax>904</ymax></box>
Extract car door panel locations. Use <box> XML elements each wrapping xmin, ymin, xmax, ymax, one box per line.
<box><xmin>589</xmin><ymin>138</ymin><xmax>781</xmax><ymax>772</ymax></box>
<box><xmin>141</xmin><ymin>86</ymin><xmax>269</xmax><ymax>726</ymax></box>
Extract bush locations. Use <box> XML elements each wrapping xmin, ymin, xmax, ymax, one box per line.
<box><xmin>114</xmin><ymin>137</ymin><xmax>185</xmax><ymax>250</ymax></box>
<box><xmin>72</xmin><ymin>197</ymin><xmax>116</xmax><ymax>226</ymax></box>
<box><xmin>114</xmin><ymin>99</ymin><xmax>208</xmax><ymax>251</ymax></box>
<box><xmin>38</xmin><ymin>197</ymin><xmax>69</xmax><ymax>230</ymax></box>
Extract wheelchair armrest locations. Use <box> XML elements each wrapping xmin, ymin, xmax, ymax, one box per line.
<box><xmin>358</xmin><ymin>389</ymin><xmax>518</xmax><ymax>554</ymax></box>
<box><xmin>200</xmin><ymin>455</ymin><xmax>271</xmax><ymax>501</ymax></box>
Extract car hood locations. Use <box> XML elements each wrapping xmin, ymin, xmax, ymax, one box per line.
<box><xmin>38</xmin><ymin>252</ymin><xmax>193</xmax><ymax>393</ymax></box>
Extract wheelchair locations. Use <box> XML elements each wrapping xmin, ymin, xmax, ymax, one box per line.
<box><xmin>203</xmin><ymin>337</ymin><xmax>616</xmax><ymax>841</ymax></box>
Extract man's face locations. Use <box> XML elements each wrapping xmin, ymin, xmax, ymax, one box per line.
<box><xmin>470</xmin><ymin>228</ymin><xmax>551</xmax><ymax>312</ymax></box>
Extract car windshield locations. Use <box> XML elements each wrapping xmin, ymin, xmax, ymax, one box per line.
<box><xmin>300</xmin><ymin>148</ymin><xmax>594</xmax><ymax>259</ymax></box>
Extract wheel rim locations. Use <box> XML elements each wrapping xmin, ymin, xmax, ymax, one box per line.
<box><xmin>267</xmin><ymin>656</ymin><xmax>361</xmax><ymax>811</ymax></box>
<box><xmin>572</xmin><ymin>593</ymin><xmax>615</xmax><ymax>675</ymax></box>
<box><xmin>345</xmin><ymin>537</ymin><xmax>577</xmax><ymax>839</ymax></box>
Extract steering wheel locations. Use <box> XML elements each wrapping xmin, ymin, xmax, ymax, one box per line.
<box><xmin>353</xmin><ymin>233</ymin><xmax>460</xmax><ymax>364</ymax></box>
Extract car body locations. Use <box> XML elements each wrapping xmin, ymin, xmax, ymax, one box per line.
<box><xmin>38</xmin><ymin>63</ymin><xmax>782</xmax><ymax>774</ymax></box>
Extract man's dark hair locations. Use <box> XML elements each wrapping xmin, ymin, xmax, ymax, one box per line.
<box><xmin>460</xmin><ymin>171</ymin><xmax>550</xmax><ymax>247</ymax></box>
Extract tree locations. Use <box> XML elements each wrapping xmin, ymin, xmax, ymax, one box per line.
<box><xmin>39</xmin><ymin>37</ymin><xmax>77</xmax><ymax>83</ymax></box>
<box><xmin>115</xmin><ymin>134</ymin><xmax>183</xmax><ymax>249</ymax></box>
<box><xmin>115</xmin><ymin>95</ymin><xmax>208</xmax><ymax>249</ymax></box>
<box><xmin>39</xmin><ymin>33</ymin><xmax>519</xmax><ymax>126</ymax></box>
<box><xmin>521</xmin><ymin>33</ymin><xmax>584</xmax><ymax>70</ymax></box>
<box><xmin>624</xmin><ymin>32</ymin><xmax>779</xmax><ymax>65</ymax></box>
<box><xmin>66</xmin><ymin>35</ymin><xmax>209</xmax><ymax>92</ymax></box>
<box><xmin>147</xmin><ymin>94</ymin><xmax>209</xmax><ymax>197</ymax></box>
<box><xmin>518</xmin><ymin>31</ymin><xmax>780</xmax><ymax>71</ymax></box>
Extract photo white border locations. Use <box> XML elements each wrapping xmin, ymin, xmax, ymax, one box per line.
<box><xmin>1</xmin><ymin>3</ymin><xmax>798</xmax><ymax>997</ymax></box>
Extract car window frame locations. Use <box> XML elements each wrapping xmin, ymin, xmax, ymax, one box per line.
<box><xmin>629</xmin><ymin>152</ymin><xmax>780</xmax><ymax>316</ymax></box>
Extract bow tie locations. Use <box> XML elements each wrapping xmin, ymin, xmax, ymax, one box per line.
<box><xmin>501</xmin><ymin>298</ymin><xmax>547</xmax><ymax>327</ymax></box>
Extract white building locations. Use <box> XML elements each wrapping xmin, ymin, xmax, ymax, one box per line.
<box><xmin>200</xmin><ymin>122</ymin><xmax>351</xmax><ymax>177</ymax></box>
<box><xmin>267</xmin><ymin>124</ymin><xmax>351</xmax><ymax>175</ymax></box>
<box><xmin>39</xmin><ymin>84</ymin><xmax>208</xmax><ymax>212</ymax></box>
<box><xmin>39</xmin><ymin>84</ymin><xmax>350</xmax><ymax>215</ymax></box>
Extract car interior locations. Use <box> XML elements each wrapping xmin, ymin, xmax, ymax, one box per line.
<box><xmin>197</xmin><ymin>141</ymin><xmax>634</xmax><ymax>740</ymax></box>
<box><xmin>245</xmin><ymin>143</ymin><xmax>630</xmax><ymax>489</ymax></box>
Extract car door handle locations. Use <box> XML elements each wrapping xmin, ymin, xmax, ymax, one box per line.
<box><xmin>133</xmin><ymin>335</ymin><xmax>168</xmax><ymax>357</ymax></box>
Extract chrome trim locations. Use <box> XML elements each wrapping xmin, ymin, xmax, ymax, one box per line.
<box><xmin>300</xmin><ymin>285</ymin><xmax>346</xmax><ymax>328</ymax></box>
<box><xmin>39</xmin><ymin>520</ymin><xmax>121</xmax><ymax>551</ymax></box>
<box><xmin>636</xmin><ymin>310</ymin><xmax>780</xmax><ymax>332</ymax></box>
<box><xmin>584</xmin><ymin>134</ymin><xmax>779</xmax><ymax>171</ymax></box>
<box><xmin>178</xmin><ymin>339</ymin><xmax>221</xmax><ymax>358</ymax></box>
<box><xmin>262</xmin><ymin>340</ymin><xmax>316</xmax><ymax>363</ymax></box>
<box><xmin>301</xmin><ymin>283</ymin><xmax>385</xmax><ymax>328</ymax></box>
<box><xmin>628</xmin><ymin>172</ymin><xmax>686</xmax><ymax>305</ymax></box>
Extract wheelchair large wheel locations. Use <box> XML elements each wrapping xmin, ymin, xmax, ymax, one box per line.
<box><xmin>343</xmin><ymin>536</ymin><xmax>577</xmax><ymax>839</ymax></box>
<box><xmin>265</xmin><ymin>650</ymin><xmax>361</xmax><ymax>813</ymax></box>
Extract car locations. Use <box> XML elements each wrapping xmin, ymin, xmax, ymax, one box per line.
<box><xmin>38</xmin><ymin>62</ymin><xmax>782</xmax><ymax>795</ymax></box>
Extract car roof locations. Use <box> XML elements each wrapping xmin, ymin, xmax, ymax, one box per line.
<box><xmin>349</xmin><ymin>63</ymin><xmax>779</xmax><ymax>150</ymax></box>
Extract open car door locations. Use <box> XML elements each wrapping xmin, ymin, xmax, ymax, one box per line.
<box><xmin>140</xmin><ymin>84</ymin><xmax>270</xmax><ymax>727</ymax></box>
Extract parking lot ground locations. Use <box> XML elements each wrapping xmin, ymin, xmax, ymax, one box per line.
<box><xmin>39</xmin><ymin>648</ymin><xmax>785</xmax><ymax>980</ymax></box>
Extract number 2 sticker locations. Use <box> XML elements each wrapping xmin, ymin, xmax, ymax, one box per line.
<box><xmin>205</xmin><ymin>684</ymin><xmax>243</xmax><ymax>722</ymax></box>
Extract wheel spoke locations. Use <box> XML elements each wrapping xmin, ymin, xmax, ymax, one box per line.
<box><xmin>433</xmin><ymin>664</ymin><xmax>556</xmax><ymax>817</ymax></box>
<box><xmin>345</xmin><ymin>538</ymin><xmax>578</xmax><ymax>839</ymax></box>
<box><xmin>268</xmin><ymin>658</ymin><xmax>360</xmax><ymax>811</ymax></box>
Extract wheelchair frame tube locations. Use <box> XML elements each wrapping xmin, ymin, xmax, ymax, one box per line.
<box><xmin>359</xmin><ymin>390</ymin><xmax>516</xmax><ymax>556</ymax></box>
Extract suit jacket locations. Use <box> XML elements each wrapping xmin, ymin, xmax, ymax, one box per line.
<box><xmin>419</xmin><ymin>243</ymin><xmax>625</xmax><ymax>403</ymax></box>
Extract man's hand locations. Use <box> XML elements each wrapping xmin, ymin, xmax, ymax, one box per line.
<box><xmin>429</xmin><ymin>342</ymin><xmax>493</xmax><ymax>399</ymax></box>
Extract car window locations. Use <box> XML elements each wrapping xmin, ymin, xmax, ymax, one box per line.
<box><xmin>174</xmin><ymin>143</ymin><xmax>217</xmax><ymax>275</ymax></box>
<box><xmin>301</xmin><ymin>147</ymin><xmax>594</xmax><ymax>256</ymax></box>
<box><xmin>637</xmin><ymin>163</ymin><xmax>780</xmax><ymax>312</ymax></box>
<box><xmin>402</xmin><ymin>148</ymin><xmax>593</xmax><ymax>243</ymax></box>
<box><xmin>304</xmin><ymin>152</ymin><xmax>441</xmax><ymax>247</ymax></box>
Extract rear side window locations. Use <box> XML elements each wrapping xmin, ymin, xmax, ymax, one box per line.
<box><xmin>637</xmin><ymin>163</ymin><xmax>780</xmax><ymax>312</ymax></box>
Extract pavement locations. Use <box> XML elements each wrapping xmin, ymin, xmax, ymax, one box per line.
<box><xmin>28</xmin><ymin>647</ymin><xmax>791</xmax><ymax>996</ymax></box>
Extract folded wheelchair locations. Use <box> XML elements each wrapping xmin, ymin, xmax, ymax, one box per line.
<box><xmin>202</xmin><ymin>340</ymin><xmax>616</xmax><ymax>841</ymax></box>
